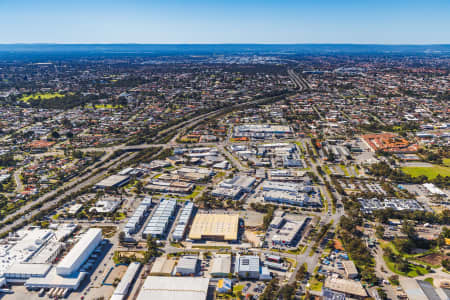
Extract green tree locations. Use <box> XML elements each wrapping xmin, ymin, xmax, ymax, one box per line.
<box><xmin>376</xmin><ymin>225</ymin><xmax>385</xmax><ymax>239</ymax></box>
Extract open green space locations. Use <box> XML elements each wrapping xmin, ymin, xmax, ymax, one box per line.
<box><xmin>383</xmin><ymin>255</ymin><xmax>429</xmax><ymax>277</ymax></box>
<box><xmin>443</xmin><ymin>158</ymin><xmax>450</xmax><ymax>167</ymax></box>
<box><xmin>381</xmin><ymin>241</ymin><xmax>431</xmax><ymax>277</ymax></box>
<box><xmin>380</xmin><ymin>241</ymin><xmax>439</xmax><ymax>259</ymax></box>
<box><xmin>179</xmin><ymin>185</ymin><xmax>205</xmax><ymax>200</ymax></box>
<box><xmin>401</xmin><ymin>165</ymin><xmax>450</xmax><ymax>179</ymax></box>
<box><xmin>19</xmin><ymin>92</ymin><xmax>65</xmax><ymax>102</ymax></box>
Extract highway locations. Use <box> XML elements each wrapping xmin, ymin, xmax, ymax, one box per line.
<box><xmin>288</xmin><ymin>68</ymin><xmax>311</xmax><ymax>91</ymax></box>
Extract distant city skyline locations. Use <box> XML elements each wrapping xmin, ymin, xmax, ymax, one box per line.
<box><xmin>0</xmin><ymin>0</ymin><xmax>449</xmax><ymax>44</ymax></box>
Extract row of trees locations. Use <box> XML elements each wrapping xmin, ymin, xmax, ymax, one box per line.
<box><xmin>339</xmin><ymin>214</ymin><xmax>378</xmax><ymax>284</ymax></box>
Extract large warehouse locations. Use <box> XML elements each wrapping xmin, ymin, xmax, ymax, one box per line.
<box><xmin>56</xmin><ymin>228</ymin><xmax>102</xmax><ymax>276</ymax></box>
<box><xmin>188</xmin><ymin>214</ymin><xmax>239</xmax><ymax>241</ymax></box>
<box><xmin>95</xmin><ymin>174</ymin><xmax>130</xmax><ymax>189</ymax></box>
<box><xmin>23</xmin><ymin>227</ymin><xmax>102</xmax><ymax>292</ymax></box>
<box><xmin>137</xmin><ymin>276</ymin><xmax>210</xmax><ymax>300</ymax></box>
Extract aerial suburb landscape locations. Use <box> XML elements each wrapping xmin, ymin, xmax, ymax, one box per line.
<box><xmin>0</xmin><ymin>1</ymin><xmax>449</xmax><ymax>300</ymax></box>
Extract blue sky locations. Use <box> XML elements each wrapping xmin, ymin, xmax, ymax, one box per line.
<box><xmin>0</xmin><ymin>0</ymin><xmax>449</xmax><ymax>44</ymax></box>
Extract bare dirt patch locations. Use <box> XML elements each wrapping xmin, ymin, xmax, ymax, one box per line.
<box><xmin>104</xmin><ymin>265</ymin><xmax>128</xmax><ymax>285</ymax></box>
<box><xmin>417</xmin><ymin>253</ymin><xmax>450</xmax><ymax>266</ymax></box>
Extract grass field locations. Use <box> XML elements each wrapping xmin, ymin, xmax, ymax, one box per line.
<box><xmin>179</xmin><ymin>185</ymin><xmax>205</xmax><ymax>200</ymax></box>
<box><xmin>444</xmin><ymin>158</ymin><xmax>450</xmax><ymax>167</ymax></box>
<box><xmin>383</xmin><ymin>256</ymin><xmax>429</xmax><ymax>277</ymax></box>
<box><xmin>19</xmin><ymin>92</ymin><xmax>65</xmax><ymax>102</ymax></box>
<box><xmin>401</xmin><ymin>165</ymin><xmax>450</xmax><ymax>179</ymax></box>
<box><xmin>380</xmin><ymin>241</ymin><xmax>430</xmax><ymax>277</ymax></box>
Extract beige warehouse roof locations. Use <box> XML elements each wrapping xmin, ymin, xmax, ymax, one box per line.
<box><xmin>188</xmin><ymin>214</ymin><xmax>239</xmax><ymax>241</ymax></box>
<box><xmin>324</xmin><ymin>277</ymin><xmax>367</xmax><ymax>297</ymax></box>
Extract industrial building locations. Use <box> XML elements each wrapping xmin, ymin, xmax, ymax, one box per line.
<box><xmin>400</xmin><ymin>277</ymin><xmax>450</xmax><ymax>300</ymax></box>
<box><xmin>95</xmin><ymin>174</ymin><xmax>130</xmax><ymax>189</ymax></box>
<box><xmin>172</xmin><ymin>201</ymin><xmax>195</xmax><ymax>241</ymax></box>
<box><xmin>359</xmin><ymin>197</ymin><xmax>424</xmax><ymax>213</ymax></box>
<box><xmin>342</xmin><ymin>260</ymin><xmax>358</xmax><ymax>279</ymax></box>
<box><xmin>174</xmin><ymin>256</ymin><xmax>198</xmax><ymax>276</ymax></box>
<box><xmin>258</xmin><ymin>143</ymin><xmax>296</xmax><ymax>152</ymax></box>
<box><xmin>89</xmin><ymin>197</ymin><xmax>122</xmax><ymax>214</ymax></box>
<box><xmin>23</xmin><ymin>228</ymin><xmax>102</xmax><ymax>292</ymax></box>
<box><xmin>4</xmin><ymin>263</ymin><xmax>52</xmax><ymax>282</ymax></box>
<box><xmin>150</xmin><ymin>257</ymin><xmax>176</xmax><ymax>276</ymax></box>
<box><xmin>283</xmin><ymin>157</ymin><xmax>303</xmax><ymax>168</ymax></box>
<box><xmin>136</xmin><ymin>276</ymin><xmax>210</xmax><ymax>300</ymax></box>
<box><xmin>145</xmin><ymin>179</ymin><xmax>194</xmax><ymax>194</ymax></box>
<box><xmin>264</xmin><ymin>261</ymin><xmax>287</xmax><ymax>271</ymax></box>
<box><xmin>263</xmin><ymin>190</ymin><xmax>309</xmax><ymax>206</ymax></box>
<box><xmin>68</xmin><ymin>203</ymin><xmax>83</xmax><ymax>215</ymax></box>
<box><xmin>0</xmin><ymin>229</ymin><xmax>56</xmax><ymax>279</ymax></box>
<box><xmin>211</xmin><ymin>186</ymin><xmax>243</xmax><ymax>200</ymax></box>
<box><xmin>219</xmin><ymin>175</ymin><xmax>255</xmax><ymax>192</ymax></box>
<box><xmin>212</xmin><ymin>175</ymin><xmax>255</xmax><ymax>200</ymax></box>
<box><xmin>322</xmin><ymin>288</ymin><xmax>346</xmax><ymax>300</ymax></box>
<box><xmin>268</xmin><ymin>170</ymin><xmax>311</xmax><ymax>183</ymax></box>
<box><xmin>111</xmin><ymin>262</ymin><xmax>141</xmax><ymax>300</ymax></box>
<box><xmin>234</xmin><ymin>125</ymin><xmax>292</xmax><ymax>139</ymax></box>
<box><xmin>123</xmin><ymin>197</ymin><xmax>152</xmax><ymax>235</ymax></box>
<box><xmin>271</xmin><ymin>218</ymin><xmax>307</xmax><ymax>247</ymax></box>
<box><xmin>235</xmin><ymin>255</ymin><xmax>260</xmax><ymax>279</ymax></box>
<box><xmin>56</xmin><ymin>228</ymin><xmax>102</xmax><ymax>276</ymax></box>
<box><xmin>216</xmin><ymin>278</ymin><xmax>232</xmax><ymax>293</ymax></box>
<box><xmin>142</xmin><ymin>199</ymin><xmax>177</xmax><ymax>239</ymax></box>
<box><xmin>269</xmin><ymin>216</ymin><xmax>286</xmax><ymax>229</ymax></box>
<box><xmin>324</xmin><ymin>277</ymin><xmax>367</xmax><ymax>299</ymax></box>
<box><xmin>423</xmin><ymin>183</ymin><xmax>446</xmax><ymax>196</ymax></box>
<box><xmin>175</xmin><ymin>167</ymin><xmax>214</xmax><ymax>181</ymax></box>
<box><xmin>0</xmin><ymin>225</ymin><xmax>77</xmax><ymax>284</ymax></box>
<box><xmin>210</xmin><ymin>254</ymin><xmax>232</xmax><ymax>277</ymax></box>
<box><xmin>188</xmin><ymin>213</ymin><xmax>239</xmax><ymax>241</ymax></box>
<box><xmin>261</xmin><ymin>180</ymin><xmax>312</xmax><ymax>193</ymax></box>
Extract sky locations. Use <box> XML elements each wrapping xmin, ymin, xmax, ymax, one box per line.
<box><xmin>0</xmin><ymin>0</ymin><xmax>449</xmax><ymax>44</ymax></box>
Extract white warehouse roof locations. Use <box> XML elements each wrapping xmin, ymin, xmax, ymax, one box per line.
<box><xmin>56</xmin><ymin>228</ymin><xmax>102</xmax><ymax>276</ymax></box>
<box><xmin>112</xmin><ymin>262</ymin><xmax>141</xmax><ymax>299</ymax></box>
<box><xmin>137</xmin><ymin>276</ymin><xmax>209</xmax><ymax>300</ymax></box>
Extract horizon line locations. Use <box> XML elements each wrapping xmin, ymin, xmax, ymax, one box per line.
<box><xmin>0</xmin><ymin>42</ymin><xmax>449</xmax><ymax>46</ymax></box>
